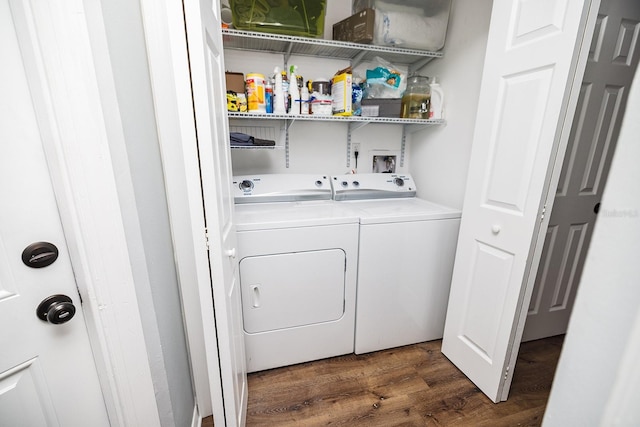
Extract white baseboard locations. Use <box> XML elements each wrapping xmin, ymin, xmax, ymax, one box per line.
<box><xmin>191</xmin><ymin>404</ymin><xmax>201</xmax><ymax>427</ymax></box>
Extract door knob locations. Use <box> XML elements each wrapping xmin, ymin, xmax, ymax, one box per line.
<box><xmin>37</xmin><ymin>294</ymin><xmax>76</xmax><ymax>324</ymax></box>
<box><xmin>594</xmin><ymin>202</ymin><xmax>600</xmax><ymax>214</ymax></box>
<box><xmin>225</xmin><ymin>248</ymin><xmax>237</xmax><ymax>259</ymax></box>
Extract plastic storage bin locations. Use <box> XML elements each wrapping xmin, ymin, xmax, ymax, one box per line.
<box><xmin>352</xmin><ymin>0</ymin><xmax>451</xmax><ymax>51</ymax></box>
<box><xmin>230</xmin><ymin>0</ymin><xmax>326</xmax><ymax>38</ymax></box>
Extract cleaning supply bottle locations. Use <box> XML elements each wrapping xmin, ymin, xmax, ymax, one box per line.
<box><xmin>273</xmin><ymin>67</ymin><xmax>286</xmax><ymax>114</ymax></box>
<box><xmin>281</xmin><ymin>70</ymin><xmax>290</xmax><ymax>113</ymax></box>
<box><xmin>301</xmin><ymin>84</ymin><xmax>309</xmax><ymax>115</ymax></box>
<box><xmin>429</xmin><ymin>77</ymin><xmax>444</xmax><ymax>120</ymax></box>
<box><xmin>289</xmin><ymin>65</ymin><xmax>300</xmax><ymax>115</ymax></box>
<box><xmin>265</xmin><ymin>81</ymin><xmax>274</xmax><ymax>114</ymax></box>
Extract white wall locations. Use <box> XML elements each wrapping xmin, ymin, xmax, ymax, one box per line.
<box><xmin>97</xmin><ymin>1</ymin><xmax>195</xmax><ymax>425</ymax></box>
<box><xmin>225</xmin><ymin>1</ymin><xmax>493</xmax><ymax>200</ymax></box>
<box><xmin>225</xmin><ymin>0</ymin><xmax>419</xmax><ymax>176</ymax></box>
<box><xmin>409</xmin><ymin>0</ymin><xmax>493</xmax><ymax>209</ymax></box>
<box><xmin>542</xmin><ymin>64</ymin><xmax>640</xmax><ymax>426</ymax></box>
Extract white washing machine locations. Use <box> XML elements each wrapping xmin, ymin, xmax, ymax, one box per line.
<box><xmin>332</xmin><ymin>173</ymin><xmax>461</xmax><ymax>354</ymax></box>
<box><xmin>232</xmin><ymin>174</ymin><xmax>359</xmax><ymax>372</ymax></box>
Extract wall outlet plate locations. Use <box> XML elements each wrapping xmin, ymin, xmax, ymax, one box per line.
<box><xmin>352</xmin><ymin>143</ymin><xmax>361</xmax><ymax>153</ymax></box>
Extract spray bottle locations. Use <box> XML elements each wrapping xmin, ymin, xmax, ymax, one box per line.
<box><xmin>289</xmin><ymin>65</ymin><xmax>300</xmax><ymax>115</ymax></box>
<box><xmin>273</xmin><ymin>67</ymin><xmax>286</xmax><ymax>114</ymax></box>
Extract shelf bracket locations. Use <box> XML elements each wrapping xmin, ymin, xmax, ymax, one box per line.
<box><xmin>283</xmin><ymin>42</ymin><xmax>294</xmax><ymax>67</ymax></box>
<box><xmin>351</xmin><ymin>50</ymin><xmax>368</xmax><ymax>69</ymax></box>
<box><xmin>400</xmin><ymin>125</ymin><xmax>408</xmax><ymax>168</ymax></box>
<box><xmin>280</xmin><ymin>120</ymin><xmax>294</xmax><ymax>168</ymax></box>
<box><xmin>346</xmin><ymin>122</ymin><xmax>369</xmax><ymax>168</ymax></box>
<box><xmin>408</xmin><ymin>56</ymin><xmax>436</xmax><ymax>75</ymax></box>
<box><xmin>407</xmin><ymin>124</ymin><xmax>432</xmax><ymax>134</ymax></box>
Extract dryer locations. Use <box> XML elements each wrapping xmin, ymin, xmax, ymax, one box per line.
<box><xmin>332</xmin><ymin>173</ymin><xmax>461</xmax><ymax>354</ymax></box>
<box><xmin>232</xmin><ymin>174</ymin><xmax>359</xmax><ymax>372</ymax></box>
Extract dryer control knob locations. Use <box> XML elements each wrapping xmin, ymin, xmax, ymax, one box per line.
<box><xmin>341</xmin><ymin>181</ymin><xmax>348</xmax><ymax>187</ymax></box>
<box><xmin>315</xmin><ymin>180</ymin><xmax>323</xmax><ymax>187</ymax></box>
<box><xmin>352</xmin><ymin>181</ymin><xmax>360</xmax><ymax>187</ymax></box>
<box><xmin>239</xmin><ymin>180</ymin><xmax>254</xmax><ymax>191</ymax></box>
<box><xmin>394</xmin><ymin>177</ymin><xmax>405</xmax><ymax>187</ymax></box>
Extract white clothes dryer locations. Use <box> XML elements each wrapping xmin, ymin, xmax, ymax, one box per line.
<box><xmin>232</xmin><ymin>174</ymin><xmax>359</xmax><ymax>372</ymax></box>
<box><xmin>332</xmin><ymin>173</ymin><xmax>461</xmax><ymax>354</ymax></box>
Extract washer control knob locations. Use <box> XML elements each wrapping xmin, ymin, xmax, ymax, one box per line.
<box><xmin>352</xmin><ymin>180</ymin><xmax>360</xmax><ymax>187</ymax></box>
<box><xmin>394</xmin><ymin>177</ymin><xmax>405</xmax><ymax>187</ymax></box>
<box><xmin>315</xmin><ymin>180</ymin><xmax>323</xmax><ymax>187</ymax></box>
<box><xmin>341</xmin><ymin>181</ymin><xmax>348</xmax><ymax>187</ymax></box>
<box><xmin>239</xmin><ymin>180</ymin><xmax>254</xmax><ymax>191</ymax></box>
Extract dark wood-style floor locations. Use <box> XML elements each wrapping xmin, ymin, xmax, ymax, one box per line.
<box><xmin>204</xmin><ymin>335</ymin><xmax>564</xmax><ymax>426</ymax></box>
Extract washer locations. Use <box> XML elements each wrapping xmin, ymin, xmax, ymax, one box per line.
<box><xmin>232</xmin><ymin>174</ymin><xmax>359</xmax><ymax>372</ymax></box>
<box><xmin>332</xmin><ymin>173</ymin><xmax>462</xmax><ymax>354</ymax></box>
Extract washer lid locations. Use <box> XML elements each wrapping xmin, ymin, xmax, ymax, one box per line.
<box><xmin>349</xmin><ymin>198</ymin><xmax>462</xmax><ymax>224</ymax></box>
<box><xmin>233</xmin><ymin>174</ymin><xmax>332</xmax><ymax>204</ymax></box>
<box><xmin>332</xmin><ymin>173</ymin><xmax>417</xmax><ymax>201</ymax></box>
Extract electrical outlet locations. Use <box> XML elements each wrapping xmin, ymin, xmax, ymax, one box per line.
<box><xmin>352</xmin><ymin>143</ymin><xmax>361</xmax><ymax>153</ymax></box>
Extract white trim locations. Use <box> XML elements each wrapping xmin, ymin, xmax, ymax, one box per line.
<box><xmin>191</xmin><ymin>403</ymin><xmax>202</xmax><ymax>427</ymax></box>
<box><xmin>9</xmin><ymin>0</ymin><xmax>161</xmax><ymax>425</ymax></box>
<box><xmin>138</xmin><ymin>0</ymin><xmax>224</xmax><ymax>419</ymax></box>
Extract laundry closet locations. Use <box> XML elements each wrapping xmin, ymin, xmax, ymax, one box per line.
<box><xmin>187</xmin><ymin>0</ymin><xmax>638</xmax><ymax>422</ymax></box>
<box><xmin>222</xmin><ymin>0</ymin><xmax>475</xmax><ymax>373</ymax></box>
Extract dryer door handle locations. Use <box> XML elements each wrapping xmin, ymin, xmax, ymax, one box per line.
<box><xmin>250</xmin><ymin>285</ymin><xmax>261</xmax><ymax>308</ymax></box>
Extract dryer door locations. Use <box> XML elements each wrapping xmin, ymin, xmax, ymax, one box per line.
<box><xmin>240</xmin><ymin>249</ymin><xmax>346</xmax><ymax>333</ymax></box>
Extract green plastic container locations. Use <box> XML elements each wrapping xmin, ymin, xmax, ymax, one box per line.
<box><xmin>230</xmin><ymin>0</ymin><xmax>326</xmax><ymax>38</ymax></box>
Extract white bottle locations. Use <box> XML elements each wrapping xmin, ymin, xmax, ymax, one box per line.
<box><xmin>289</xmin><ymin>65</ymin><xmax>300</xmax><ymax>115</ymax></box>
<box><xmin>273</xmin><ymin>67</ymin><xmax>286</xmax><ymax>114</ymax></box>
<box><xmin>429</xmin><ymin>77</ymin><xmax>444</xmax><ymax>120</ymax></box>
<box><xmin>300</xmin><ymin>85</ymin><xmax>309</xmax><ymax>115</ymax></box>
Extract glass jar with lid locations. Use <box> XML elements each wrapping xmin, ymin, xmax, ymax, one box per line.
<box><xmin>401</xmin><ymin>75</ymin><xmax>431</xmax><ymax>119</ymax></box>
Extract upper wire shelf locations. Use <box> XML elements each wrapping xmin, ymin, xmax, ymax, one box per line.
<box><xmin>221</xmin><ymin>28</ymin><xmax>443</xmax><ymax>69</ymax></box>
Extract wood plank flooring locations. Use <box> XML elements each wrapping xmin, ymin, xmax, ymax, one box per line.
<box><xmin>204</xmin><ymin>335</ymin><xmax>564</xmax><ymax>426</ymax></box>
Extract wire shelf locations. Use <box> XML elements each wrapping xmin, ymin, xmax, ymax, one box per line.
<box><xmin>222</xmin><ymin>29</ymin><xmax>443</xmax><ymax>67</ymax></box>
<box><xmin>228</xmin><ymin>112</ymin><xmax>445</xmax><ymax>126</ymax></box>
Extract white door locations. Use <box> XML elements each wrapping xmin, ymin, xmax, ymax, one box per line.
<box><xmin>0</xmin><ymin>1</ymin><xmax>109</xmax><ymax>425</ymax></box>
<box><xmin>442</xmin><ymin>0</ymin><xmax>593</xmax><ymax>402</ymax></box>
<box><xmin>183</xmin><ymin>0</ymin><xmax>248</xmax><ymax>425</ymax></box>
<box><xmin>523</xmin><ymin>0</ymin><xmax>640</xmax><ymax>342</ymax></box>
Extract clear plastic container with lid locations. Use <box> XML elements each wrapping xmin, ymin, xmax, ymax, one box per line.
<box><xmin>352</xmin><ymin>0</ymin><xmax>451</xmax><ymax>51</ymax></box>
<box><xmin>401</xmin><ymin>75</ymin><xmax>430</xmax><ymax>119</ymax></box>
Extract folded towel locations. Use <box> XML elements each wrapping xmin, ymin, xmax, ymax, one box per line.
<box><xmin>230</xmin><ymin>132</ymin><xmax>276</xmax><ymax>147</ymax></box>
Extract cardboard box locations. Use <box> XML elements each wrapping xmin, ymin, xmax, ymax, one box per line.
<box><xmin>332</xmin><ymin>9</ymin><xmax>375</xmax><ymax>44</ymax></box>
<box><xmin>332</xmin><ymin>72</ymin><xmax>353</xmax><ymax>116</ymax></box>
<box><xmin>361</xmin><ymin>98</ymin><xmax>402</xmax><ymax>118</ymax></box>
<box><xmin>225</xmin><ymin>72</ymin><xmax>245</xmax><ymax>94</ymax></box>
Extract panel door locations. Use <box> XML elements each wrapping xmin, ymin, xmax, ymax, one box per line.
<box><xmin>183</xmin><ymin>0</ymin><xmax>248</xmax><ymax>425</ymax></box>
<box><xmin>523</xmin><ymin>0</ymin><xmax>640</xmax><ymax>342</ymax></box>
<box><xmin>442</xmin><ymin>0</ymin><xmax>591</xmax><ymax>402</ymax></box>
<box><xmin>0</xmin><ymin>1</ymin><xmax>109</xmax><ymax>424</ymax></box>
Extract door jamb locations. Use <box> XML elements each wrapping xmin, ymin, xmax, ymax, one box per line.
<box><xmin>138</xmin><ymin>0</ymin><xmax>225</xmax><ymax>420</ymax></box>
